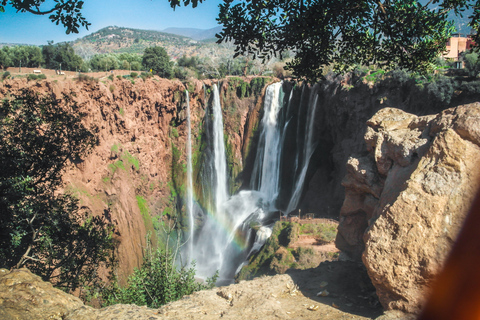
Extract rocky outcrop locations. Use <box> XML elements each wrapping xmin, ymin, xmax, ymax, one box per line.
<box><xmin>336</xmin><ymin>104</ymin><xmax>480</xmax><ymax>313</ymax></box>
<box><xmin>0</xmin><ymin>263</ymin><xmax>382</xmax><ymax>320</ymax></box>
<box><xmin>0</xmin><ymin>268</ymin><xmax>83</xmax><ymax>320</ymax></box>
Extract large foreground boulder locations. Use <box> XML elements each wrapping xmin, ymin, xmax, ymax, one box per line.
<box><xmin>336</xmin><ymin>103</ymin><xmax>480</xmax><ymax>313</ymax></box>
<box><xmin>0</xmin><ymin>268</ymin><xmax>83</xmax><ymax>320</ymax></box>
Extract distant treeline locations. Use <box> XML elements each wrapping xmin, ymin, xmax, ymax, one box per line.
<box><xmin>0</xmin><ymin>42</ymin><xmax>145</xmax><ymax>73</ymax></box>
<box><xmin>0</xmin><ymin>42</ymin><xmax>292</xmax><ymax>79</ymax></box>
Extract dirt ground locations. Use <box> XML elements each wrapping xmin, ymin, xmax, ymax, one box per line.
<box><xmin>4</xmin><ymin>67</ymin><xmax>134</xmax><ymax>80</ymax></box>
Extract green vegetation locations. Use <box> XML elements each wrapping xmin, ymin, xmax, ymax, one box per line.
<box><xmin>42</xmin><ymin>42</ymin><xmax>84</xmax><ymax>71</ymax></box>
<box><xmin>110</xmin><ymin>142</ymin><xmax>121</xmax><ymax>154</ymax></box>
<box><xmin>172</xmin><ymin>0</ymin><xmax>480</xmax><ymax>81</ymax></box>
<box><xmin>100</xmin><ymin>244</ymin><xmax>217</xmax><ymax>308</ymax></box>
<box><xmin>0</xmin><ymin>45</ymin><xmax>43</xmax><ymax>70</ymax></box>
<box><xmin>142</xmin><ymin>46</ymin><xmax>173</xmax><ymax>78</ymax></box>
<box><xmin>236</xmin><ymin>221</ymin><xmax>338</xmax><ymax>281</ymax></box>
<box><xmin>75</xmin><ymin>73</ymin><xmax>98</xmax><ymax>83</ymax></box>
<box><xmin>299</xmin><ymin>223</ymin><xmax>337</xmax><ymax>244</ymax></box>
<box><xmin>122</xmin><ymin>150</ymin><xmax>140</xmax><ymax>171</ymax></box>
<box><xmin>88</xmin><ymin>52</ymin><xmax>143</xmax><ymax>72</ymax></box>
<box><xmin>0</xmin><ymin>90</ymin><xmax>115</xmax><ymax>292</ymax></box>
<box><xmin>26</xmin><ymin>73</ymin><xmax>47</xmax><ymax>81</ymax></box>
<box><xmin>108</xmin><ymin>160</ymin><xmax>126</xmax><ymax>173</ymax></box>
<box><xmin>348</xmin><ymin>64</ymin><xmax>480</xmax><ymax>110</ymax></box>
<box><xmin>171</xmin><ymin>127</ymin><xmax>179</xmax><ymax>138</ymax></box>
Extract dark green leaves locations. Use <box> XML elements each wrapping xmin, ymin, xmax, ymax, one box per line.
<box><xmin>142</xmin><ymin>46</ymin><xmax>173</xmax><ymax>78</ymax></box>
<box><xmin>0</xmin><ymin>91</ymin><xmax>114</xmax><ymax>292</ymax></box>
<box><xmin>209</xmin><ymin>0</ymin><xmax>478</xmax><ymax>82</ymax></box>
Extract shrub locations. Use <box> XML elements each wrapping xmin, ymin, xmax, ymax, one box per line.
<box><xmin>140</xmin><ymin>72</ymin><xmax>153</xmax><ymax>81</ymax></box>
<box><xmin>1</xmin><ymin>71</ymin><xmax>10</xmax><ymax>80</ymax></box>
<box><xmin>108</xmin><ymin>74</ymin><xmax>114</xmax><ymax>81</ymax></box>
<box><xmin>27</xmin><ymin>73</ymin><xmax>46</xmax><ymax>81</ymax></box>
<box><xmin>76</xmin><ymin>74</ymin><xmax>98</xmax><ymax>83</ymax></box>
<box><xmin>109</xmin><ymin>84</ymin><xmax>115</xmax><ymax>93</ymax></box>
<box><xmin>426</xmin><ymin>77</ymin><xmax>455</xmax><ymax>105</ymax></box>
<box><xmin>101</xmin><ymin>246</ymin><xmax>218</xmax><ymax>308</ymax></box>
<box><xmin>130</xmin><ymin>72</ymin><xmax>138</xmax><ymax>78</ymax></box>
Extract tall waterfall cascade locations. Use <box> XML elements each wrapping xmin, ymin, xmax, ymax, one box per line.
<box><xmin>187</xmin><ymin>82</ymin><xmax>319</xmax><ymax>283</ymax></box>
<box><xmin>185</xmin><ymin>90</ymin><xmax>194</xmax><ymax>265</ymax></box>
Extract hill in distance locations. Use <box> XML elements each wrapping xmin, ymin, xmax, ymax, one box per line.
<box><xmin>71</xmin><ymin>26</ymin><xmax>231</xmax><ymax>61</ymax></box>
<box><xmin>162</xmin><ymin>26</ymin><xmax>222</xmax><ymax>41</ymax></box>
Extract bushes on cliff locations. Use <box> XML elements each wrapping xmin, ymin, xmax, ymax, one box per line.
<box><xmin>101</xmin><ymin>245</ymin><xmax>217</xmax><ymax>308</ymax></box>
<box><xmin>0</xmin><ymin>90</ymin><xmax>116</xmax><ymax>291</ymax></box>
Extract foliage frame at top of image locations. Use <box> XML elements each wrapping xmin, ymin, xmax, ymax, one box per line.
<box><xmin>213</xmin><ymin>0</ymin><xmax>477</xmax><ymax>82</ymax></box>
<box><xmin>0</xmin><ymin>0</ymin><xmax>90</xmax><ymax>34</ymax></box>
<box><xmin>0</xmin><ymin>90</ymin><xmax>115</xmax><ymax>292</ymax></box>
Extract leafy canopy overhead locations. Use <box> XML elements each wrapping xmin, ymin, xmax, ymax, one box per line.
<box><xmin>2</xmin><ymin>0</ymin><xmax>479</xmax><ymax>80</ymax></box>
<box><xmin>0</xmin><ymin>0</ymin><xmax>89</xmax><ymax>34</ymax></box>
<box><xmin>170</xmin><ymin>0</ymin><xmax>480</xmax><ymax>81</ymax></box>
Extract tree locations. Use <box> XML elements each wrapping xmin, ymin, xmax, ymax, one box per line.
<box><xmin>9</xmin><ymin>46</ymin><xmax>44</xmax><ymax>68</ymax></box>
<box><xmin>171</xmin><ymin>0</ymin><xmax>480</xmax><ymax>81</ymax></box>
<box><xmin>142</xmin><ymin>46</ymin><xmax>173</xmax><ymax>78</ymax></box>
<box><xmin>0</xmin><ymin>0</ymin><xmax>89</xmax><ymax>34</ymax></box>
<box><xmin>42</xmin><ymin>42</ymin><xmax>84</xmax><ymax>71</ymax></box>
<box><xmin>2</xmin><ymin>0</ymin><xmax>479</xmax><ymax>80</ymax></box>
<box><xmin>0</xmin><ymin>47</ymin><xmax>13</xmax><ymax>70</ymax></box>
<box><xmin>0</xmin><ymin>90</ymin><xmax>116</xmax><ymax>291</ymax></box>
<box><xmin>464</xmin><ymin>50</ymin><xmax>480</xmax><ymax>76</ymax></box>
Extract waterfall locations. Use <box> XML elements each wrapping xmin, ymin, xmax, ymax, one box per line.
<box><xmin>191</xmin><ymin>84</ymin><xmax>233</xmax><ymax>280</ymax></box>
<box><xmin>250</xmin><ymin>82</ymin><xmax>284</xmax><ymax>208</ymax></box>
<box><xmin>285</xmin><ymin>84</ymin><xmax>319</xmax><ymax>215</ymax></box>
<box><xmin>212</xmin><ymin>85</ymin><xmax>229</xmax><ymax>212</ymax></box>
<box><xmin>185</xmin><ymin>90</ymin><xmax>194</xmax><ymax>265</ymax></box>
<box><xmin>189</xmin><ymin>81</ymin><xmax>320</xmax><ymax>283</ymax></box>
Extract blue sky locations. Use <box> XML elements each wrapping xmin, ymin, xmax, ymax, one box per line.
<box><xmin>0</xmin><ymin>0</ymin><xmax>223</xmax><ymax>45</ymax></box>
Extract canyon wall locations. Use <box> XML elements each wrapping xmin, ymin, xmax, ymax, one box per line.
<box><xmin>0</xmin><ymin>76</ymin><xmax>269</xmax><ymax>282</ymax></box>
<box><xmin>289</xmin><ymin>71</ymin><xmax>480</xmax><ymax>219</ymax></box>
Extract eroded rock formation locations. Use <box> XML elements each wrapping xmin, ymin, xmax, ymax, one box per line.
<box><xmin>0</xmin><ymin>76</ymin><xmax>264</xmax><ymax>282</ymax></box>
<box><xmin>337</xmin><ymin>104</ymin><xmax>480</xmax><ymax>313</ymax></box>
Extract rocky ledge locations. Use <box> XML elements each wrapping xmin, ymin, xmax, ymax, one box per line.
<box><xmin>1</xmin><ymin>262</ymin><xmax>387</xmax><ymax>320</ymax></box>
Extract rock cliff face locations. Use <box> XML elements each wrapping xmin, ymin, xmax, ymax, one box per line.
<box><xmin>0</xmin><ymin>76</ymin><xmax>265</xmax><ymax>282</ymax></box>
<box><xmin>294</xmin><ymin>72</ymin><xmax>480</xmax><ymax>219</ymax></box>
<box><xmin>337</xmin><ymin>104</ymin><xmax>480</xmax><ymax>313</ymax></box>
